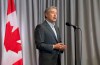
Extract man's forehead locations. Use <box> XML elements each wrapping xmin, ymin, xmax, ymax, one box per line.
<box><xmin>48</xmin><ymin>9</ymin><xmax>57</xmax><ymax>12</ymax></box>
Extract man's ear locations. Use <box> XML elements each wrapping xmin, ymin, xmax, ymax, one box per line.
<box><xmin>45</xmin><ymin>13</ymin><xmax>48</xmax><ymax>18</ymax></box>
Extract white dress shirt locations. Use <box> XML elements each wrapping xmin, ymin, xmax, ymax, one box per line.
<box><xmin>46</xmin><ymin>21</ymin><xmax>57</xmax><ymax>38</ymax></box>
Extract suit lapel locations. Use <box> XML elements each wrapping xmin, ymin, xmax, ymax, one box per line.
<box><xmin>54</xmin><ymin>25</ymin><xmax>59</xmax><ymax>41</ymax></box>
<box><xmin>43</xmin><ymin>21</ymin><xmax>58</xmax><ymax>42</ymax></box>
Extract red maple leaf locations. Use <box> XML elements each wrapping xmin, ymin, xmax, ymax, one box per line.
<box><xmin>13</xmin><ymin>59</ymin><xmax>23</xmax><ymax>65</ymax></box>
<box><xmin>4</xmin><ymin>22</ymin><xmax>22</xmax><ymax>53</ymax></box>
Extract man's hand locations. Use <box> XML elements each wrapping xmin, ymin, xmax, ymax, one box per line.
<box><xmin>53</xmin><ymin>43</ymin><xmax>67</xmax><ymax>51</ymax></box>
<box><xmin>59</xmin><ymin>44</ymin><xmax>67</xmax><ymax>51</ymax></box>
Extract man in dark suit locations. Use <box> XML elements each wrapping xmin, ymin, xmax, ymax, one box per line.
<box><xmin>34</xmin><ymin>6</ymin><xmax>66</xmax><ymax>65</ymax></box>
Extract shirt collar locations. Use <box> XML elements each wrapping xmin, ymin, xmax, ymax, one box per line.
<box><xmin>46</xmin><ymin>20</ymin><xmax>55</xmax><ymax>28</ymax></box>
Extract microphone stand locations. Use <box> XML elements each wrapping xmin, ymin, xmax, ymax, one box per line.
<box><xmin>73</xmin><ymin>26</ymin><xmax>77</xmax><ymax>65</ymax></box>
<box><xmin>72</xmin><ymin>26</ymin><xmax>82</xmax><ymax>65</ymax></box>
<box><xmin>66</xmin><ymin>23</ymin><xmax>82</xmax><ymax>65</ymax></box>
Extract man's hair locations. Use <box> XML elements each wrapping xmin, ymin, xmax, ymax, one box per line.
<box><xmin>44</xmin><ymin>6</ymin><xmax>57</xmax><ymax>18</ymax></box>
<box><xmin>44</xmin><ymin>6</ymin><xmax>57</xmax><ymax>13</ymax></box>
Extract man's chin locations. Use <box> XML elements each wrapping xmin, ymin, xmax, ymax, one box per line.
<box><xmin>52</xmin><ymin>19</ymin><xmax>57</xmax><ymax>22</ymax></box>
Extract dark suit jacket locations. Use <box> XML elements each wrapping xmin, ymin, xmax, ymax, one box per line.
<box><xmin>34</xmin><ymin>21</ymin><xmax>62</xmax><ymax>65</ymax></box>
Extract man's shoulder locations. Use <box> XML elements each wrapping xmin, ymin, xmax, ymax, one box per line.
<box><xmin>35</xmin><ymin>22</ymin><xmax>45</xmax><ymax>29</ymax></box>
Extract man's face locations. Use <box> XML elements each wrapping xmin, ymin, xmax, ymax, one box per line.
<box><xmin>45</xmin><ymin>9</ymin><xmax>57</xmax><ymax>23</ymax></box>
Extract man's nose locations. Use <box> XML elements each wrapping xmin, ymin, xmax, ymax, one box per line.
<box><xmin>54</xmin><ymin>14</ymin><xmax>57</xmax><ymax>16</ymax></box>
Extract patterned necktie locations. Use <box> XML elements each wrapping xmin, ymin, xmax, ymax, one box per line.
<box><xmin>52</xmin><ymin>25</ymin><xmax>57</xmax><ymax>38</ymax></box>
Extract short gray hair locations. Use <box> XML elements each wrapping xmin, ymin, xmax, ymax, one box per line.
<box><xmin>44</xmin><ymin>6</ymin><xmax>57</xmax><ymax>13</ymax></box>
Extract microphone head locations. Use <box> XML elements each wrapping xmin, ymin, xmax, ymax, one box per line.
<box><xmin>66</xmin><ymin>22</ymin><xmax>80</xmax><ymax>29</ymax></box>
<box><xmin>66</xmin><ymin>22</ymin><xmax>71</xmax><ymax>26</ymax></box>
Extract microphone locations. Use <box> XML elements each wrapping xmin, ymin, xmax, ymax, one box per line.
<box><xmin>66</xmin><ymin>22</ymin><xmax>82</xmax><ymax>65</ymax></box>
<box><xmin>66</xmin><ymin>22</ymin><xmax>80</xmax><ymax>29</ymax></box>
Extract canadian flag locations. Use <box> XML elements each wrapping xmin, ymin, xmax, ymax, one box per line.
<box><xmin>2</xmin><ymin>0</ymin><xmax>23</xmax><ymax>65</ymax></box>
